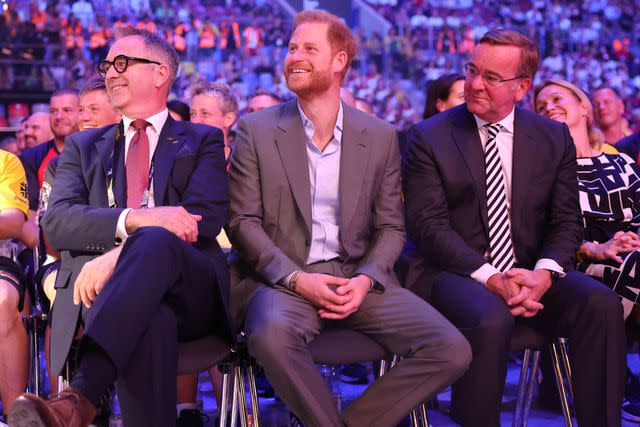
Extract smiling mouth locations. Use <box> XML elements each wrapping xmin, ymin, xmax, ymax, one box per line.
<box><xmin>289</xmin><ymin>69</ymin><xmax>310</xmax><ymax>74</ymax></box>
<box><xmin>110</xmin><ymin>84</ymin><xmax>127</xmax><ymax>92</ymax></box>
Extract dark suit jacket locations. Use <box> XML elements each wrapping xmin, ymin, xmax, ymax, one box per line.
<box><xmin>402</xmin><ymin>104</ymin><xmax>583</xmax><ymax>298</ymax></box>
<box><xmin>19</xmin><ymin>139</ymin><xmax>59</xmax><ymax>211</ymax></box>
<box><xmin>227</xmin><ymin>100</ymin><xmax>405</xmax><ymax>322</ymax></box>
<box><xmin>42</xmin><ymin>116</ymin><xmax>231</xmax><ymax>375</ymax></box>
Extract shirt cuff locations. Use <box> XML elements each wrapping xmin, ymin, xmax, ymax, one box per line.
<box><xmin>115</xmin><ymin>208</ymin><xmax>132</xmax><ymax>245</ymax></box>
<box><xmin>470</xmin><ymin>263</ymin><xmax>501</xmax><ymax>286</ymax></box>
<box><xmin>534</xmin><ymin>259</ymin><xmax>565</xmax><ymax>277</ymax></box>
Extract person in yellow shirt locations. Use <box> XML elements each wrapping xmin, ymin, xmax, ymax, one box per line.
<box><xmin>0</xmin><ymin>150</ymin><xmax>31</xmax><ymax>423</ymax></box>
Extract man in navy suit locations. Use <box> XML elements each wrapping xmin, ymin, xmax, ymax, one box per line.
<box><xmin>10</xmin><ymin>28</ymin><xmax>230</xmax><ymax>427</ymax></box>
<box><xmin>403</xmin><ymin>29</ymin><xmax>625</xmax><ymax>427</ymax></box>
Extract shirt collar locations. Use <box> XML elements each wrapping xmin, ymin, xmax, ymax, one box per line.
<box><xmin>122</xmin><ymin>109</ymin><xmax>169</xmax><ymax>135</ymax></box>
<box><xmin>473</xmin><ymin>107</ymin><xmax>515</xmax><ymax>134</ymax></box>
<box><xmin>296</xmin><ymin>101</ymin><xmax>344</xmax><ymax>145</ymax></box>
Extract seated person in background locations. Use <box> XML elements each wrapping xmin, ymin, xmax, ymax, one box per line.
<box><xmin>534</xmin><ymin>79</ymin><xmax>640</xmax><ymax>318</ymax></box>
<box><xmin>228</xmin><ymin>10</ymin><xmax>470</xmax><ymax>427</ymax></box>
<box><xmin>167</xmin><ymin>99</ymin><xmax>190</xmax><ymax>122</ymax></box>
<box><xmin>535</xmin><ymin>80</ymin><xmax>640</xmax><ymax>421</ymax></box>
<box><xmin>423</xmin><ymin>73</ymin><xmax>465</xmax><ymax>119</ymax></box>
<box><xmin>403</xmin><ymin>30</ymin><xmax>625</xmax><ymax>427</ymax></box>
<box><xmin>246</xmin><ymin>89</ymin><xmax>282</xmax><ymax>113</ymax></box>
<box><xmin>0</xmin><ymin>150</ymin><xmax>32</xmax><ymax>423</ymax></box>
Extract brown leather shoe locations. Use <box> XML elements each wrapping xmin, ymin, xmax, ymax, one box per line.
<box><xmin>8</xmin><ymin>388</ymin><xmax>96</xmax><ymax>427</ymax></box>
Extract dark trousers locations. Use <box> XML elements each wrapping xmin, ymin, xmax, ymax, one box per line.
<box><xmin>425</xmin><ymin>270</ymin><xmax>626</xmax><ymax>427</ymax></box>
<box><xmin>80</xmin><ymin>227</ymin><xmax>225</xmax><ymax>427</ymax></box>
<box><xmin>240</xmin><ymin>260</ymin><xmax>471</xmax><ymax>427</ymax></box>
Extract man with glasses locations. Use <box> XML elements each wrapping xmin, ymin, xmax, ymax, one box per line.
<box><xmin>402</xmin><ymin>29</ymin><xmax>625</xmax><ymax>426</ymax></box>
<box><xmin>10</xmin><ymin>27</ymin><xmax>231</xmax><ymax>427</ymax></box>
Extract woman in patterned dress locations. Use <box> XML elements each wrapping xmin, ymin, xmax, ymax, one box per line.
<box><xmin>534</xmin><ymin>79</ymin><xmax>640</xmax><ymax>318</ymax></box>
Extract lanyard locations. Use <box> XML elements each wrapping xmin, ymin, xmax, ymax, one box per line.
<box><xmin>107</xmin><ymin>152</ymin><xmax>155</xmax><ymax>209</ymax></box>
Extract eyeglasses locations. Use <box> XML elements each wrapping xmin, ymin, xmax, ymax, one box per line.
<box><xmin>462</xmin><ymin>63</ymin><xmax>525</xmax><ymax>86</ymax></box>
<box><xmin>96</xmin><ymin>55</ymin><xmax>161</xmax><ymax>78</ymax></box>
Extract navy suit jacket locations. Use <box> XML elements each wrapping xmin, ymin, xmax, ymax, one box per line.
<box><xmin>401</xmin><ymin>104</ymin><xmax>583</xmax><ymax>299</ymax></box>
<box><xmin>42</xmin><ymin>116</ymin><xmax>231</xmax><ymax>375</ymax></box>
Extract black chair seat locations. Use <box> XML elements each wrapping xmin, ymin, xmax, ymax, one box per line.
<box><xmin>308</xmin><ymin>329</ymin><xmax>390</xmax><ymax>365</ymax></box>
<box><xmin>177</xmin><ymin>336</ymin><xmax>232</xmax><ymax>374</ymax></box>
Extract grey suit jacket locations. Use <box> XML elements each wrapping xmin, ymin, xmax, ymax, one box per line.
<box><xmin>227</xmin><ymin>100</ymin><xmax>405</xmax><ymax>322</ymax></box>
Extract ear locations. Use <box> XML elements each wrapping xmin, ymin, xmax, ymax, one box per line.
<box><xmin>224</xmin><ymin>111</ymin><xmax>237</xmax><ymax>129</ymax></box>
<box><xmin>154</xmin><ymin>64</ymin><xmax>170</xmax><ymax>88</ymax></box>
<box><xmin>514</xmin><ymin>77</ymin><xmax>532</xmax><ymax>102</ymax></box>
<box><xmin>333</xmin><ymin>50</ymin><xmax>348</xmax><ymax>76</ymax></box>
<box><xmin>436</xmin><ymin>99</ymin><xmax>445</xmax><ymax>112</ymax></box>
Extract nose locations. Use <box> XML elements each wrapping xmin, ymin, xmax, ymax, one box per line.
<box><xmin>190</xmin><ymin>114</ymin><xmax>201</xmax><ymax>124</ymax></box>
<box><xmin>79</xmin><ymin>110</ymin><xmax>90</xmax><ymax>122</ymax></box>
<box><xmin>105</xmin><ymin>63</ymin><xmax>119</xmax><ymax>79</ymax></box>
<box><xmin>469</xmin><ymin>73</ymin><xmax>485</xmax><ymax>91</ymax></box>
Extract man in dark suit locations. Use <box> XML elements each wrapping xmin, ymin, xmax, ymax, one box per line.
<box><xmin>403</xmin><ymin>29</ymin><xmax>625</xmax><ymax>427</ymax></box>
<box><xmin>228</xmin><ymin>10</ymin><xmax>470</xmax><ymax>427</ymax></box>
<box><xmin>9</xmin><ymin>28</ymin><xmax>230</xmax><ymax>427</ymax></box>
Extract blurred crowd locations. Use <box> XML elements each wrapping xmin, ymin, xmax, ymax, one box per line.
<box><xmin>2</xmin><ymin>0</ymin><xmax>640</xmax><ymax>130</ymax></box>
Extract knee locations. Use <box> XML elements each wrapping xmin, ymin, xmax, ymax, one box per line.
<box><xmin>0</xmin><ymin>284</ymin><xmax>21</xmax><ymax>336</ymax></box>
<box><xmin>246</xmin><ymin>317</ymin><xmax>301</xmax><ymax>363</ymax></box>
<box><xmin>128</xmin><ymin>226</ymin><xmax>182</xmax><ymax>255</ymax></box>
<box><xmin>474</xmin><ymin>305</ymin><xmax>515</xmax><ymax>339</ymax></box>
<box><xmin>579</xmin><ymin>284</ymin><xmax>623</xmax><ymax>320</ymax></box>
<box><xmin>443</xmin><ymin>331</ymin><xmax>472</xmax><ymax>380</ymax></box>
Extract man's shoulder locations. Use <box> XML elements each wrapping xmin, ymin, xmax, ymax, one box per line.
<box><xmin>19</xmin><ymin>139</ymin><xmax>55</xmax><ymax>165</ymax></box>
<box><xmin>617</xmin><ymin>130</ymin><xmax>640</xmax><ymax>150</ymax></box>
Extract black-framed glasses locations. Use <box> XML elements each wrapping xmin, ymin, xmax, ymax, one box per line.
<box><xmin>462</xmin><ymin>63</ymin><xmax>524</xmax><ymax>86</ymax></box>
<box><xmin>96</xmin><ymin>55</ymin><xmax>161</xmax><ymax>78</ymax></box>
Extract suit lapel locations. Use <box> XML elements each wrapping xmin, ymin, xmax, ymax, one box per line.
<box><xmin>274</xmin><ymin>101</ymin><xmax>312</xmax><ymax>235</ymax></box>
<box><xmin>511</xmin><ymin>107</ymin><xmax>534</xmax><ymax>240</ymax></box>
<box><xmin>450</xmin><ymin>106</ymin><xmax>489</xmax><ymax>232</ymax></box>
<box><xmin>152</xmin><ymin>116</ymin><xmax>183</xmax><ymax>206</ymax></box>
<box><xmin>94</xmin><ymin>122</ymin><xmax>125</xmax><ymax>207</ymax></box>
<box><xmin>339</xmin><ymin>105</ymin><xmax>369</xmax><ymax>232</ymax></box>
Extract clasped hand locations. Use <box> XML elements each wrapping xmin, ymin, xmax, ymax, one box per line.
<box><xmin>487</xmin><ymin>268</ymin><xmax>552</xmax><ymax>318</ymax></box>
<box><xmin>294</xmin><ymin>272</ymin><xmax>371</xmax><ymax>320</ymax></box>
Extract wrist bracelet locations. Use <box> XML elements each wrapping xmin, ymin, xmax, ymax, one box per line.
<box><xmin>288</xmin><ymin>270</ymin><xmax>303</xmax><ymax>292</ymax></box>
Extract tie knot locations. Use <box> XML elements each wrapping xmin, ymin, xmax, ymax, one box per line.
<box><xmin>484</xmin><ymin>123</ymin><xmax>502</xmax><ymax>134</ymax></box>
<box><xmin>131</xmin><ymin>119</ymin><xmax>150</xmax><ymax>132</ymax></box>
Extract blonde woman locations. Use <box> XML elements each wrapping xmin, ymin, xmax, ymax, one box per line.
<box><xmin>535</xmin><ymin>80</ymin><xmax>640</xmax><ymax>317</ymax></box>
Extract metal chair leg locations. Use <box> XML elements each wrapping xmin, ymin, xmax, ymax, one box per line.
<box><xmin>513</xmin><ymin>349</ymin><xmax>532</xmax><ymax>427</ymax></box>
<box><xmin>551</xmin><ymin>343</ymin><xmax>574</xmax><ymax>427</ymax></box>
<box><xmin>419</xmin><ymin>402</ymin><xmax>429</xmax><ymax>427</ymax></box>
<box><xmin>410</xmin><ymin>408</ymin><xmax>419</xmax><ymax>427</ymax></box>
<box><xmin>31</xmin><ymin>316</ymin><xmax>41</xmax><ymax>396</ymax></box>
<box><xmin>219</xmin><ymin>364</ymin><xmax>230</xmax><ymax>427</ymax></box>
<box><xmin>378</xmin><ymin>359</ymin><xmax>388</xmax><ymax>377</ymax></box>
<box><xmin>246</xmin><ymin>362</ymin><xmax>261</xmax><ymax>427</ymax></box>
<box><xmin>235</xmin><ymin>365</ymin><xmax>249</xmax><ymax>427</ymax></box>
<box><xmin>230</xmin><ymin>371</ymin><xmax>239</xmax><ymax>427</ymax></box>
<box><xmin>557</xmin><ymin>338</ymin><xmax>574</xmax><ymax>402</ymax></box>
<box><xmin>522</xmin><ymin>350</ymin><xmax>540</xmax><ymax>427</ymax></box>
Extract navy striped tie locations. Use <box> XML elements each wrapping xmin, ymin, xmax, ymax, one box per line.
<box><xmin>484</xmin><ymin>123</ymin><xmax>515</xmax><ymax>272</ymax></box>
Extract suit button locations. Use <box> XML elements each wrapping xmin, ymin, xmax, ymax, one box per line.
<box><xmin>479</xmin><ymin>245</ymin><xmax>487</xmax><ymax>253</ymax></box>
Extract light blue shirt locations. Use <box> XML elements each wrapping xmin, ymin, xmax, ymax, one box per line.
<box><xmin>298</xmin><ymin>102</ymin><xmax>344</xmax><ymax>265</ymax></box>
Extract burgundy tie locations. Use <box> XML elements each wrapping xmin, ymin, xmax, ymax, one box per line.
<box><xmin>126</xmin><ymin>119</ymin><xmax>151</xmax><ymax>208</ymax></box>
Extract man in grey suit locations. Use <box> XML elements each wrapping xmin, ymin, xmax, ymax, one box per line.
<box><xmin>228</xmin><ymin>10</ymin><xmax>471</xmax><ymax>427</ymax></box>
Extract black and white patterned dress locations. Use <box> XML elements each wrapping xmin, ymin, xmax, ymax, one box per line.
<box><xmin>578</xmin><ymin>153</ymin><xmax>640</xmax><ymax>313</ymax></box>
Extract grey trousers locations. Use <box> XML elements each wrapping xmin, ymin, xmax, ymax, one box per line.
<box><xmin>238</xmin><ymin>261</ymin><xmax>471</xmax><ymax>427</ymax></box>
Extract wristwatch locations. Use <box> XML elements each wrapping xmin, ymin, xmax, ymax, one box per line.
<box><xmin>548</xmin><ymin>270</ymin><xmax>562</xmax><ymax>284</ymax></box>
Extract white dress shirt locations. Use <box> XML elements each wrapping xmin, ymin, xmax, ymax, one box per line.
<box><xmin>115</xmin><ymin>109</ymin><xmax>169</xmax><ymax>242</ymax></box>
<box><xmin>470</xmin><ymin>108</ymin><xmax>564</xmax><ymax>285</ymax></box>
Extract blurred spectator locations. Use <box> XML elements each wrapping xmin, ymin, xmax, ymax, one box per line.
<box><xmin>167</xmin><ymin>99</ymin><xmax>190</xmax><ymax>121</ymax></box>
<box><xmin>593</xmin><ymin>86</ymin><xmax>630</xmax><ymax>145</ymax></box>
<box><xmin>423</xmin><ymin>73</ymin><xmax>465</xmax><ymax>119</ymax></box>
<box><xmin>23</xmin><ymin>113</ymin><xmax>53</xmax><ymax>150</ymax></box>
<box><xmin>78</xmin><ymin>79</ymin><xmax>121</xmax><ymax>130</ymax></box>
<box><xmin>246</xmin><ymin>89</ymin><xmax>282</xmax><ymax>113</ymax></box>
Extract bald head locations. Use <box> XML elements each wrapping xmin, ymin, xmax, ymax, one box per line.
<box><xmin>24</xmin><ymin>112</ymin><xmax>53</xmax><ymax>148</ymax></box>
